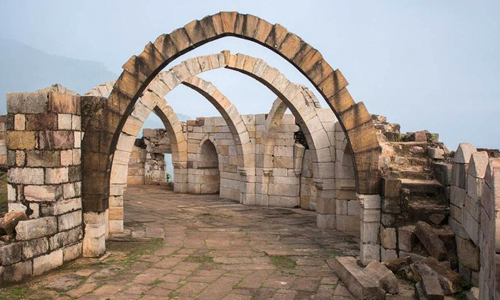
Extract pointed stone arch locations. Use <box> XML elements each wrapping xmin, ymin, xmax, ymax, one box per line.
<box><xmin>82</xmin><ymin>12</ymin><xmax>382</xmax><ymax>255</ymax></box>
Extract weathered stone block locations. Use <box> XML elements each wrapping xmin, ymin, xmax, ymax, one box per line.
<box><xmin>415</xmin><ymin>221</ymin><xmax>447</xmax><ymax>261</ymax></box>
<box><xmin>327</xmin><ymin>256</ymin><xmax>385</xmax><ymax>300</ymax></box>
<box><xmin>456</xmin><ymin>236</ymin><xmax>479</xmax><ymax>271</ymax></box>
<box><xmin>14</xmin><ymin>114</ymin><xmax>26</xmax><ymax>130</ymax></box>
<box><xmin>22</xmin><ymin>237</ymin><xmax>49</xmax><ymax>259</ymax></box>
<box><xmin>16</xmin><ymin>217</ymin><xmax>57</xmax><ymax>240</ymax></box>
<box><xmin>364</xmin><ymin>260</ymin><xmax>399</xmax><ymax>294</ymax></box>
<box><xmin>2</xmin><ymin>260</ymin><xmax>32</xmax><ymax>282</ymax></box>
<box><xmin>39</xmin><ymin>131</ymin><xmax>74</xmax><ymax>150</ymax></box>
<box><xmin>26</xmin><ymin>150</ymin><xmax>60</xmax><ymax>167</ymax></box>
<box><xmin>380</xmin><ymin>227</ymin><xmax>397</xmax><ymax>249</ymax></box>
<box><xmin>7</xmin><ymin>131</ymin><xmax>36</xmax><ymax>149</ymax></box>
<box><xmin>24</xmin><ymin>185</ymin><xmax>62</xmax><ymax>202</ymax></box>
<box><xmin>383</xmin><ymin>178</ymin><xmax>401</xmax><ymax>198</ymax></box>
<box><xmin>33</xmin><ymin>249</ymin><xmax>63</xmax><ymax>276</ymax></box>
<box><xmin>63</xmin><ymin>242</ymin><xmax>82</xmax><ymax>262</ymax></box>
<box><xmin>48</xmin><ymin>92</ymin><xmax>79</xmax><ymax>114</ymax></box>
<box><xmin>45</xmin><ymin>167</ymin><xmax>69</xmax><ymax>184</ymax></box>
<box><xmin>8</xmin><ymin>168</ymin><xmax>44</xmax><ymax>185</ymax></box>
<box><xmin>58</xmin><ymin>211</ymin><xmax>82</xmax><ymax>231</ymax></box>
<box><xmin>25</xmin><ymin>113</ymin><xmax>58</xmax><ymax>130</ymax></box>
<box><xmin>49</xmin><ymin>227</ymin><xmax>82</xmax><ymax>250</ymax></box>
<box><xmin>7</xmin><ymin>92</ymin><xmax>47</xmax><ymax>114</ymax></box>
<box><xmin>398</xmin><ymin>225</ymin><xmax>416</xmax><ymax>252</ymax></box>
<box><xmin>57</xmin><ymin>114</ymin><xmax>72</xmax><ymax>130</ymax></box>
<box><xmin>0</xmin><ymin>242</ymin><xmax>22</xmax><ymax>266</ymax></box>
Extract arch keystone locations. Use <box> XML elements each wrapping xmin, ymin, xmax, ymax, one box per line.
<box><xmin>220</xmin><ymin>11</ymin><xmax>238</xmax><ymax>33</ymax></box>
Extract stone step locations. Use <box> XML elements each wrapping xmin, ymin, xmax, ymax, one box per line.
<box><xmin>401</xmin><ymin>179</ymin><xmax>443</xmax><ymax>195</ymax></box>
<box><xmin>406</xmin><ymin>198</ymin><xmax>449</xmax><ymax>226</ymax></box>
<box><xmin>393</xmin><ymin>156</ymin><xmax>430</xmax><ymax>167</ymax></box>
<box><xmin>390</xmin><ymin>170</ymin><xmax>433</xmax><ymax>181</ymax></box>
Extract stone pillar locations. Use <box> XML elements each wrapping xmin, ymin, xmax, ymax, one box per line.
<box><xmin>314</xmin><ymin>161</ymin><xmax>336</xmax><ymax>229</ymax></box>
<box><xmin>1</xmin><ymin>88</ymin><xmax>83</xmax><ymax>282</ymax></box>
<box><xmin>80</xmin><ymin>95</ymin><xmax>119</xmax><ymax>257</ymax></box>
<box><xmin>359</xmin><ymin>194</ymin><xmax>381</xmax><ymax>265</ymax></box>
<box><xmin>239</xmin><ymin>167</ymin><xmax>256</xmax><ymax>205</ymax></box>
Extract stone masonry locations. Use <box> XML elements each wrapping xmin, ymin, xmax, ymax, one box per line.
<box><xmin>1</xmin><ymin>85</ymin><xmax>83</xmax><ymax>283</ymax></box>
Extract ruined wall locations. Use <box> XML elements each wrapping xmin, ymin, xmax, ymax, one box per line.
<box><xmin>1</xmin><ymin>87</ymin><xmax>83</xmax><ymax>282</ymax></box>
<box><xmin>448</xmin><ymin>144</ymin><xmax>500</xmax><ymax>299</ymax></box>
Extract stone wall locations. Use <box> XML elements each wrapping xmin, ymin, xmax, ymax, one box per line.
<box><xmin>1</xmin><ymin>87</ymin><xmax>83</xmax><ymax>283</ymax></box>
<box><xmin>448</xmin><ymin>143</ymin><xmax>500</xmax><ymax>299</ymax></box>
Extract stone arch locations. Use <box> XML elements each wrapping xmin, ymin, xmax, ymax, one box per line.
<box><xmin>82</xmin><ymin>12</ymin><xmax>382</xmax><ymax>254</ymax></box>
<box><xmin>132</xmin><ymin>51</ymin><xmax>341</xmax><ymax>210</ymax></box>
<box><xmin>90</xmin><ymin>74</ymin><xmax>253</xmax><ymax>232</ymax></box>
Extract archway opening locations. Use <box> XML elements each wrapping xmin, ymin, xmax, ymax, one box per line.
<box><xmin>195</xmin><ymin>139</ymin><xmax>220</xmax><ymax>194</ymax></box>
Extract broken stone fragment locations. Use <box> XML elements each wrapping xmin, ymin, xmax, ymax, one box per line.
<box><xmin>327</xmin><ymin>256</ymin><xmax>385</xmax><ymax>300</ymax></box>
<box><xmin>1</xmin><ymin>211</ymin><xmax>28</xmax><ymax>235</ymax></box>
<box><xmin>382</xmin><ymin>256</ymin><xmax>412</xmax><ymax>273</ymax></box>
<box><xmin>414</xmin><ymin>221</ymin><xmax>447</xmax><ymax>261</ymax></box>
<box><xmin>413</xmin><ymin>258</ymin><xmax>466</xmax><ymax>295</ymax></box>
<box><xmin>420</xmin><ymin>275</ymin><xmax>444</xmax><ymax>300</ymax></box>
<box><xmin>364</xmin><ymin>260</ymin><xmax>399</xmax><ymax>294</ymax></box>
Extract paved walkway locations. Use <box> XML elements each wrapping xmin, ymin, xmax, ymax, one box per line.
<box><xmin>1</xmin><ymin>186</ymin><xmax>369</xmax><ymax>299</ymax></box>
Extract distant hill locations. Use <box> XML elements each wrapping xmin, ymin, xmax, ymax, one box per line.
<box><xmin>0</xmin><ymin>38</ymin><xmax>118</xmax><ymax>114</ymax></box>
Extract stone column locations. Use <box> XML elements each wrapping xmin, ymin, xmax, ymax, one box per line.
<box><xmin>239</xmin><ymin>167</ymin><xmax>256</xmax><ymax>205</ymax></box>
<box><xmin>1</xmin><ymin>88</ymin><xmax>83</xmax><ymax>282</ymax></box>
<box><xmin>314</xmin><ymin>161</ymin><xmax>336</xmax><ymax>229</ymax></box>
<box><xmin>359</xmin><ymin>194</ymin><xmax>381</xmax><ymax>265</ymax></box>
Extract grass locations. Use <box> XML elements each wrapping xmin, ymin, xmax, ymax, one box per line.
<box><xmin>183</xmin><ymin>255</ymin><xmax>214</xmax><ymax>264</ymax></box>
<box><xmin>0</xmin><ymin>170</ymin><xmax>8</xmax><ymax>216</ymax></box>
<box><xmin>0</xmin><ymin>286</ymin><xmax>28</xmax><ymax>300</ymax></box>
<box><xmin>104</xmin><ymin>238</ymin><xmax>164</xmax><ymax>270</ymax></box>
<box><xmin>269</xmin><ymin>255</ymin><xmax>297</xmax><ymax>269</ymax></box>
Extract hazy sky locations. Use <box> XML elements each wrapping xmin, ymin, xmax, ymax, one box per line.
<box><xmin>0</xmin><ymin>0</ymin><xmax>498</xmax><ymax>150</ymax></box>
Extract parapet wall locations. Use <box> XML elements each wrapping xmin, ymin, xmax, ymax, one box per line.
<box><xmin>1</xmin><ymin>87</ymin><xmax>83</xmax><ymax>282</ymax></box>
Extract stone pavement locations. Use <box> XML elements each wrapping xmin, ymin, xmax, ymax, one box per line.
<box><xmin>0</xmin><ymin>185</ymin><xmax>368</xmax><ymax>299</ymax></box>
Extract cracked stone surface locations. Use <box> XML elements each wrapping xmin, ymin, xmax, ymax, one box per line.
<box><xmin>0</xmin><ymin>185</ymin><xmax>363</xmax><ymax>299</ymax></box>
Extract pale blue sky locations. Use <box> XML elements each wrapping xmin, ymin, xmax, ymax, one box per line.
<box><xmin>0</xmin><ymin>0</ymin><xmax>499</xmax><ymax>150</ymax></box>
